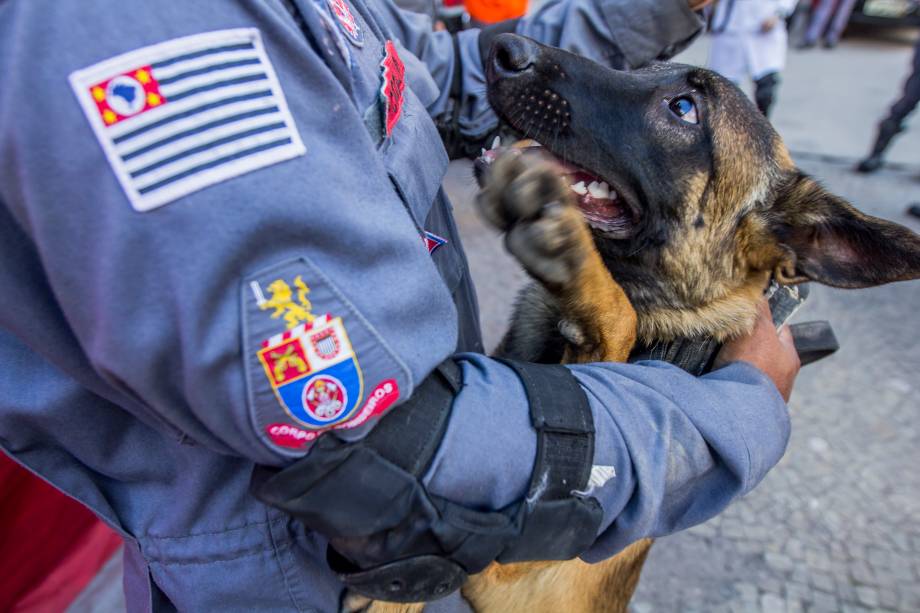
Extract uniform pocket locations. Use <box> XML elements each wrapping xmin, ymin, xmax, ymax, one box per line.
<box><xmin>382</xmin><ymin>86</ymin><xmax>449</xmax><ymax>228</ymax></box>
<box><xmin>241</xmin><ymin>257</ymin><xmax>409</xmax><ymax>456</ymax></box>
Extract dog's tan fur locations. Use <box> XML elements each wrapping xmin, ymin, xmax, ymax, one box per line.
<box><xmin>465</xmin><ymin>539</ymin><xmax>653</xmax><ymax>613</ymax></box>
<box><xmin>631</xmin><ymin>128</ymin><xmax>797</xmax><ymax>345</ymax></box>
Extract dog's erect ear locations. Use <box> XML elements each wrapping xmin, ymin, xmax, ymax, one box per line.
<box><xmin>770</xmin><ymin>174</ymin><xmax>920</xmax><ymax>288</ymax></box>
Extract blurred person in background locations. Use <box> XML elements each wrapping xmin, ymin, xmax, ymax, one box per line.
<box><xmin>799</xmin><ymin>0</ymin><xmax>858</xmax><ymax>48</ymax></box>
<box><xmin>857</xmin><ymin>36</ymin><xmax>920</xmax><ymax>173</ymax></box>
<box><xmin>394</xmin><ymin>0</ymin><xmax>440</xmax><ymax>20</ymax></box>
<box><xmin>465</xmin><ymin>0</ymin><xmax>527</xmax><ymax>26</ymax></box>
<box><xmin>708</xmin><ymin>0</ymin><xmax>799</xmax><ymax>117</ymax></box>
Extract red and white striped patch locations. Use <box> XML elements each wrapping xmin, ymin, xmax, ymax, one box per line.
<box><xmin>260</xmin><ymin>313</ymin><xmax>332</xmax><ymax>348</ymax></box>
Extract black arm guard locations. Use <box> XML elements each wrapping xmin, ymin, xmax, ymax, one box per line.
<box><xmin>251</xmin><ymin>358</ymin><xmax>602</xmax><ymax>603</ymax></box>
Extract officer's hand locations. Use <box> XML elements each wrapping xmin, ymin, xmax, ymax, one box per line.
<box><xmin>714</xmin><ymin>299</ymin><xmax>800</xmax><ymax>402</ymax></box>
<box><xmin>761</xmin><ymin>16</ymin><xmax>779</xmax><ymax>32</ymax></box>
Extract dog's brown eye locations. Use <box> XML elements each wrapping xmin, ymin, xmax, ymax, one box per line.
<box><xmin>668</xmin><ymin>96</ymin><xmax>698</xmax><ymax>124</ymax></box>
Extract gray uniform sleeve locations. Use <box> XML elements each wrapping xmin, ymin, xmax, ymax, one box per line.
<box><xmin>424</xmin><ymin>356</ymin><xmax>790</xmax><ymax>558</ymax></box>
<box><xmin>371</xmin><ymin>0</ymin><xmax>703</xmax><ymax>138</ymax></box>
<box><xmin>0</xmin><ymin>0</ymin><xmax>460</xmax><ymax>466</ymax></box>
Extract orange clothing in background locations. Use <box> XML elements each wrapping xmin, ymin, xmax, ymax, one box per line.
<box><xmin>466</xmin><ymin>0</ymin><xmax>526</xmax><ymax>23</ymax></box>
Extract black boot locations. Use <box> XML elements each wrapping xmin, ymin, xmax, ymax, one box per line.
<box><xmin>856</xmin><ymin>119</ymin><xmax>901</xmax><ymax>173</ymax></box>
<box><xmin>754</xmin><ymin>73</ymin><xmax>780</xmax><ymax>118</ymax></box>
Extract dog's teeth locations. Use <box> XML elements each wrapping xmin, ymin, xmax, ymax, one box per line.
<box><xmin>600</xmin><ymin>181</ymin><xmax>618</xmax><ymax>199</ymax></box>
<box><xmin>588</xmin><ymin>181</ymin><xmax>610</xmax><ymax>200</ymax></box>
<box><xmin>481</xmin><ymin>148</ymin><xmax>487</xmax><ymax>157</ymax></box>
<box><xmin>571</xmin><ymin>181</ymin><xmax>588</xmax><ymax>195</ymax></box>
<box><xmin>491</xmin><ymin>136</ymin><xmax>501</xmax><ymax>150</ymax></box>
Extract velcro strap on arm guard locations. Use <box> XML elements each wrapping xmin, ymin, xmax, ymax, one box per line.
<box><xmin>496</xmin><ymin>359</ymin><xmax>602</xmax><ymax>563</ymax></box>
<box><xmin>251</xmin><ymin>358</ymin><xmax>602</xmax><ymax>603</ymax></box>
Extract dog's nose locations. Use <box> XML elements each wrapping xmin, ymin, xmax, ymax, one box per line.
<box><xmin>490</xmin><ymin>34</ymin><xmax>539</xmax><ymax>76</ymax></box>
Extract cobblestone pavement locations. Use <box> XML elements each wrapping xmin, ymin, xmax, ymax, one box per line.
<box><xmin>445</xmin><ymin>146</ymin><xmax>920</xmax><ymax>613</ymax></box>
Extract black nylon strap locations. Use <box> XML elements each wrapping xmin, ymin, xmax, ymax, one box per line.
<box><xmin>495</xmin><ymin>359</ymin><xmax>601</xmax><ymax>562</ymax></box>
<box><xmin>629</xmin><ymin>282</ymin><xmax>837</xmax><ymax>374</ymax></box>
<box><xmin>362</xmin><ymin>359</ymin><xmax>461</xmax><ymax>476</ymax></box>
<box><xmin>789</xmin><ymin>321</ymin><xmax>839</xmax><ymax>366</ymax></box>
<box><xmin>498</xmin><ymin>360</ymin><xmax>594</xmax><ymax>501</ymax></box>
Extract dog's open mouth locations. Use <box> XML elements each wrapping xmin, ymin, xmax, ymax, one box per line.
<box><xmin>476</xmin><ymin>137</ymin><xmax>639</xmax><ymax>239</ymax></box>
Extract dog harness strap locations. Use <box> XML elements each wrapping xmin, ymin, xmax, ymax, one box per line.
<box><xmin>628</xmin><ymin>337</ymin><xmax>720</xmax><ymax>376</ymax></box>
<box><xmin>629</xmin><ymin>282</ymin><xmax>838</xmax><ymax>374</ymax></box>
<box><xmin>495</xmin><ymin>359</ymin><xmax>603</xmax><ymax>563</ymax></box>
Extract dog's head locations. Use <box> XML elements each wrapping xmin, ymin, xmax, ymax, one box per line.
<box><xmin>481</xmin><ymin>35</ymin><xmax>920</xmax><ymax>341</ymax></box>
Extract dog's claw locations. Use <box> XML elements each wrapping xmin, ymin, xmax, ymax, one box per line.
<box><xmin>558</xmin><ymin>318</ymin><xmax>588</xmax><ymax>347</ymax></box>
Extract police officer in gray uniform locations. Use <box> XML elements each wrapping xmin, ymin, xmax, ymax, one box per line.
<box><xmin>857</xmin><ymin>37</ymin><xmax>920</xmax><ymax>174</ymax></box>
<box><xmin>0</xmin><ymin>0</ymin><xmax>798</xmax><ymax>610</ymax></box>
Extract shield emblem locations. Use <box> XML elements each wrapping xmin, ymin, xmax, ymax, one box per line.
<box><xmin>311</xmin><ymin>328</ymin><xmax>341</xmax><ymax>360</ymax></box>
<box><xmin>258</xmin><ymin>316</ymin><xmax>363</xmax><ymax>428</ymax></box>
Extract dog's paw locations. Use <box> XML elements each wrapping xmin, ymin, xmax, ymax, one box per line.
<box><xmin>476</xmin><ymin>151</ymin><xmax>589</xmax><ymax>286</ymax></box>
<box><xmin>558</xmin><ymin>318</ymin><xmax>588</xmax><ymax>347</ymax></box>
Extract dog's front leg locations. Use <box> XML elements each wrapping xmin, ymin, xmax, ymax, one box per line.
<box><xmin>466</xmin><ymin>150</ymin><xmax>646</xmax><ymax>613</ymax></box>
<box><xmin>477</xmin><ymin>151</ymin><xmax>637</xmax><ymax>363</ymax></box>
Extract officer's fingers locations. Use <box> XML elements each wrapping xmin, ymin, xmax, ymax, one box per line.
<box><xmin>773</xmin><ymin>324</ymin><xmax>801</xmax><ymax>402</ymax></box>
<box><xmin>777</xmin><ymin>324</ymin><xmax>801</xmax><ymax>373</ymax></box>
<box><xmin>747</xmin><ymin>298</ymin><xmax>776</xmax><ymax>340</ymax></box>
<box><xmin>777</xmin><ymin>323</ymin><xmax>795</xmax><ymax>350</ymax></box>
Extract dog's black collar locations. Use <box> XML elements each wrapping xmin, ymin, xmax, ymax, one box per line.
<box><xmin>629</xmin><ymin>283</ymin><xmax>838</xmax><ymax>374</ymax></box>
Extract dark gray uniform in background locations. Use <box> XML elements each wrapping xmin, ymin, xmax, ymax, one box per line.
<box><xmin>858</xmin><ymin>37</ymin><xmax>920</xmax><ymax>172</ymax></box>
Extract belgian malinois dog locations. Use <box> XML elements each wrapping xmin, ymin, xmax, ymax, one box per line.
<box><xmin>351</xmin><ymin>33</ymin><xmax>920</xmax><ymax>613</ymax></box>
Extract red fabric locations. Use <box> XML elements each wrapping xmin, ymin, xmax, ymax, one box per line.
<box><xmin>0</xmin><ymin>455</ymin><xmax>123</xmax><ymax>611</ymax></box>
